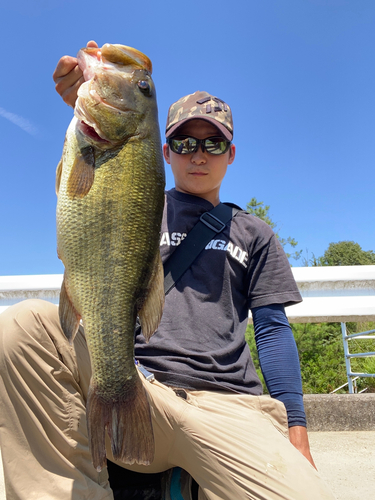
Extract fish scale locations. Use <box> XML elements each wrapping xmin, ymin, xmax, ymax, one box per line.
<box><xmin>58</xmin><ymin>137</ymin><xmax>163</xmax><ymax>390</ymax></box>
<box><xmin>56</xmin><ymin>43</ymin><xmax>165</xmax><ymax>469</ymax></box>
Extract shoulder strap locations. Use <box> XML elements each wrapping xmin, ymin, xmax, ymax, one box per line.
<box><xmin>163</xmin><ymin>203</ymin><xmax>241</xmax><ymax>295</ymax></box>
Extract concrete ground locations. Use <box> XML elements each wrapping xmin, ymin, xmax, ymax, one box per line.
<box><xmin>0</xmin><ymin>431</ymin><xmax>374</xmax><ymax>500</ymax></box>
<box><xmin>308</xmin><ymin>431</ymin><xmax>375</xmax><ymax>500</ymax></box>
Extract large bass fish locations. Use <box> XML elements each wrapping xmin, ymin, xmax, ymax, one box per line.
<box><xmin>56</xmin><ymin>43</ymin><xmax>165</xmax><ymax>470</ymax></box>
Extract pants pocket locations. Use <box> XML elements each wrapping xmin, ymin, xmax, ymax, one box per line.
<box><xmin>259</xmin><ymin>396</ymin><xmax>289</xmax><ymax>438</ymax></box>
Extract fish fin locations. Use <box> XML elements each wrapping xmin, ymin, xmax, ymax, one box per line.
<box><xmin>56</xmin><ymin>136</ymin><xmax>67</xmax><ymax>195</ymax></box>
<box><xmin>59</xmin><ymin>275</ymin><xmax>81</xmax><ymax>344</ymax></box>
<box><xmin>56</xmin><ymin>159</ymin><xmax>63</xmax><ymax>195</ymax></box>
<box><xmin>138</xmin><ymin>253</ymin><xmax>164</xmax><ymax>342</ymax></box>
<box><xmin>87</xmin><ymin>374</ymin><xmax>154</xmax><ymax>470</ymax></box>
<box><xmin>67</xmin><ymin>146</ymin><xmax>95</xmax><ymax>198</ymax></box>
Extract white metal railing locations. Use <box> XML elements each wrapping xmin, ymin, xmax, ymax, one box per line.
<box><xmin>0</xmin><ymin>274</ymin><xmax>62</xmax><ymax>315</ymax></box>
<box><xmin>1</xmin><ymin>266</ymin><xmax>375</xmax><ymax>392</ymax></box>
<box><xmin>340</xmin><ymin>324</ymin><xmax>375</xmax><ymax>393</ymax></box>
<box><xmin>288</xmin><ymin>266</ymin><xmax>375</xmax><ymax>393</ymax></box>
<box><xmin>2</xmin><ymin>266</ymin><xmax>374</xmax><ymax>321</ymax></box>
<box><xmin>286</xmin><ymin>265</ymin><xmax>375</xmax><ymax>324</ymax></box>
<box><xmin>330</xmin><ymin>377</ymin><xmax>364</xmax><ymax>394</ymax></box>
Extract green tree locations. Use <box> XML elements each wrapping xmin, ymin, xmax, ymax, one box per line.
<box><xmin>313</xmin><ymin>241</ymin><xmax>375</xmax><ymax>266</ymax></box>
<box><xmin>244</xmin><ymin>216</ymin><xmax>375</xmax><ymax>393</ymax></box>
<box><xmin>299</xmin><ymin>239</ymin><xmax>375</xmax><ymax>392</ymax></box>
<box><xmin>306</xmin><ymin>241</ymin><xmax>375</xmax><ymax>392</ymax></box>
<box><xmin>291</xmin><ymin>322</ymin><xmax>346</xmax><ymax>393</ymax></box>
<box><xmin>246</xmin><ymin>198</ymin><xmax>302</xmax><ymax>261</ymax></box>
<box><xmin>246</xmin><ymin>320</ymin><xmax>375</xmax><ymax>394</ymax></box>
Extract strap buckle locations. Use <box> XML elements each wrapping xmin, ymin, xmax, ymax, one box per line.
<box><xmin>135</xmin><ymin>360</ymin><xmax>155</xmax><ymax>382</ymax></box>
<box><xmin>200</xmin><ymin>212</ymin><xmax>226</xmax><ymax>233</ymax></box>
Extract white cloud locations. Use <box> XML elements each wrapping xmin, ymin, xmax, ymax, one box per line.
<box><xmin>0</xmin><ymin>107</ymin><xmax>38</xmax><ymax>136</ymax></box>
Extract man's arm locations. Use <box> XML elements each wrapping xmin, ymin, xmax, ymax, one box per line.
<box><xmin>53</xmin><ymin>40</ymin><xmax>98</xmax><ymax>107</ymax></box>
<box><xmin>251</xmin><ymin>304</ymin><xmax>316</xmax><ymax>469</ymax></box>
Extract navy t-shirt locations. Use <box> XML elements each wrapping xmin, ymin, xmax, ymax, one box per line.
<box><xmin>135</xmin><ymin>189</ymin><xmax>302</xmax><ymax>395</ymax></box>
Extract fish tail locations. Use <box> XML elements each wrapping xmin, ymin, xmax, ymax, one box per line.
<box><xmin>86</xmin><ymin>376</ymin><xmax>154</xmax><ymax>470</ymax></box>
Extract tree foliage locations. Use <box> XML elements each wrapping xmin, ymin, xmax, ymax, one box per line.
<box><xmin>246</xmin><ymin>321</ymin><xmax>375</xmax><ymax>394</ymax></box>
<box><xmin>299</xmin><ymin>241</ymin><xmax>375</xmax><ymax>390</ymax></box>
<box><xmin>312</xmin><ymin>241</ymin><xmax>375</xmax><ymax>266</ymax></box>
<box><xmin>246</xmin><ymin>198</ymin><xmax>302</xmax><ymax>261</ymax></box>
<box><xmin>244</xmin><ymin>200</ymin><xmax>375</xmax><ymax>393</ymax></box>
<box><xmin>246</xmin><ymin>322</ymin><xmax>348</xmax><ymax>394</ymax></box>
<box><xmin>291</xmin><ymin>322</ymin><xmax>346</xmax><ymax>393</ymax></box>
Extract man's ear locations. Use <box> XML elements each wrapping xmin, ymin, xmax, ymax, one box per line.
<box><xmin>228</xmin><ymin>144</ymin><xmax>236</xmax><ymax>165</ymax></box>
<box><xmin>163</xmin><ymin>143</ymin><xmax>171</xmax><ymax>164</ymax></box>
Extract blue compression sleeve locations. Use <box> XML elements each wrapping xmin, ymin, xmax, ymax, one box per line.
<box><xmin>251</xmin><ymin>304</ymin><xmax>306</xmax><ymax>427</ymax></box>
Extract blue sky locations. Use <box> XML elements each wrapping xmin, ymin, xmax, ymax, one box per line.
<box><xmin>1</xmin><ymin>0</ymin><xmax>374</xmax><ymax>275</ymax></box>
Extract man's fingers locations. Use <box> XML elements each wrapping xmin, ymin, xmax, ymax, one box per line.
<box><xmin>54</xmin><ymin>62</ymin><xmax>84</xmax><ymax>108</ymax></box>
<box><xmin>53</xmin><ymin>55</ymin><xmax>79</xmax><ymax>82</ymax></box>
<box><xmin>54</xmin><ymin>62</ymin><xmax>82</xmax><ymax>90</ymax></box>
<box><xmin>53</xmin><ymin>41</ymin><xmax>98</xmax><ymax>108</ymax></box>
<box><xmin>59</xmin><ymin>74</ymin><xmax>85</xmax><ymax>108</ymax></box>
<box><xmin>53</xmin><ymin>42</ymin><xmax>98</xmax><ymax>84</ymax></box>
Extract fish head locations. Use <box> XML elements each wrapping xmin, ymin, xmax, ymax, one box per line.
<box><xmin>75</xmin><ymin>44</ymin><xmax>158</xmax><ymax>147</ymax></box>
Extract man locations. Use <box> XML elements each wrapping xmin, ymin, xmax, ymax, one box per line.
<box><xmin>0</xmin><ymin>42</ymin><xmax>334</xmax><ymax>500</ymax></box>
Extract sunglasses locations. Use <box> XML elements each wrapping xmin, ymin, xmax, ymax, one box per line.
<box><xmin>167</xmin><ymin>136</ymin><xmax>231</xmax><ymax>155</ymax></box>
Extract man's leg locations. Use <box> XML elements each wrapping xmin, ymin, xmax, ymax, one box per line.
<box><xmin>174</xmin><ymin>390</ymin><xmax>335</xmax><ymax>500</ymax></box>
<box><xmin>0</xmin><ymin>299</ymin><xmax>335</xmax><ymax>500</ymax></box>
<box><xmin>120</xmin><ymin>380</ymin><xmax>335</xmax><ymax>500</ymax></box>
<box><xmin>0</xmin><ymin>299</ymin><xmax>113</xmax><ymax>500</ymax></box>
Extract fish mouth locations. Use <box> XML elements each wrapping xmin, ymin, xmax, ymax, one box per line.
<box><xmin>77</xmin><ymin>47</ymin><xmax>103</xmax><ymax>83</ymax></box>
<box><xmin>77</xmin><ymin>120</ymin><xmax>111</xmax><ymax>143</ymax></box>
<box><xmin>74</xmin><ymin>99</ymin><xmax>113</xmax><ymax>144</ymax></box>
<box><xmin>74</xmin><ymin>46</ymin><xmax>131</xmax><ymax>145</ymax></box>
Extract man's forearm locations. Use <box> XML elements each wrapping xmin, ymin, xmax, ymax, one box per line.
<box><xmin>252</xmin><ymin>304</ymin><xmax>317</xmax><ymax>467</ymax></box>
<box><xmin>252</xmin><ymin>303</ymin><xmax>306</xmax><ymax>427</ymax></box>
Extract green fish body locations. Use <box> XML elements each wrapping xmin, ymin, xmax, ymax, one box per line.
<box><xmin>56</xmin><ymin>44</ymin><xmax>165</xmax><ymax>470</ymax></box>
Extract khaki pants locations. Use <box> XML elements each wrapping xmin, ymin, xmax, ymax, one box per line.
<box><xmin>0</xmin><ymin>300</ymin><xmax>335</xmax><ymax>500</ymax></box>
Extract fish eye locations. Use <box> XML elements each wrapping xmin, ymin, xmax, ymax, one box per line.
<box><xmin>137</xmin><ymin>80</ymin><xmax>152</xmax><ymax>96</ymax></box>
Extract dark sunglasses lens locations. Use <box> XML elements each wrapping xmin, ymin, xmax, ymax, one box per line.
<box><xmin>169</xmin><ymin>136</ymin><xmax>230</xmax><ymax>155</ymax></box>
<box><xmin>170</xmin><ymin>137</ymin><xmax>197</xmax><ymax>154</ymax></box>
<box><xmin>205</xmin><ymin>138</ymin><xmax>230</xmax><ymax>155</ymax></box>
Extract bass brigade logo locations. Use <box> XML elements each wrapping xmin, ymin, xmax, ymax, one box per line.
<box><xmin>160</xmin><ymin>232</ymin><xmax>248</xmax><ymax>268</ymax></box>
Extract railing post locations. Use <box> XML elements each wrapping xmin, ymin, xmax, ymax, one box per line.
<box><xmin>341</xmin><ymin>322</ymin><xmax>354</xmax><ymax>394</ymax></box>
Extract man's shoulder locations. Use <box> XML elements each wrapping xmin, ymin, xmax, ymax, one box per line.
<box><xmin>163</xmin><ymin>191</ymin><xmax>276</xmax><ymax>240</ymax></box>
<box><xmin>228</xmin><ymin>206</ymin><xmax>275</xmax><ymax>237</ymax></box>
<box><xmin>222</xmin><ymin>201</ymin><xmax>243</xmax><ymax>211</ymax></box>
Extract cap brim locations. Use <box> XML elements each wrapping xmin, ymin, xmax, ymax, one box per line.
<box><xmin>165</xmin><ymin>116</ymin><xmax>233</xmax><ymax>141</ymax></box>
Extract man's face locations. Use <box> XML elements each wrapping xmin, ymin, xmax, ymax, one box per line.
<box><xmin>163</xmin><ymin>119</ymin><xmax>235</xmax><ymax>206</ymax></box>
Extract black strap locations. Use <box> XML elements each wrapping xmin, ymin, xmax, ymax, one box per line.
<box><xmin>163</xmin><ymin>203</ymin><xmax>240</xmax><ymax>295</ymax></box>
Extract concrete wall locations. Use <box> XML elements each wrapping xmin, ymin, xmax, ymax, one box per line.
<box><xmin>304</xmin><ymin>394</ymin><xmax>375</xmax><ymax>431</ymax></box>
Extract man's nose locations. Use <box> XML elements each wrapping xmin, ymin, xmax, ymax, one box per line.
<box><xmin>191</xmin><ymin>145</ymin><xmax>207</xmax><ymax>164</ymax></box>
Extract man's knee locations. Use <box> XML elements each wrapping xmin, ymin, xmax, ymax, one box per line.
<box><xmin>0</xmin><ymin>299</ymin><xmax>63</xmax><ymax>361</ymax></box>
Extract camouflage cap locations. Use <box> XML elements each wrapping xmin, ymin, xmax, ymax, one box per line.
<box><xmin>165</xmin><ymin>90</ymin><xmax>233</xmax><ymax>140</ymax></box>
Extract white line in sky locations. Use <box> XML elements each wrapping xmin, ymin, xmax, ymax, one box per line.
<box><xmin>0</xmin><ymin>107</ymin><xmax>38</xmax><ymax>136</ymax></box>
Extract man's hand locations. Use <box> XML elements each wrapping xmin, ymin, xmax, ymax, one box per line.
<box><xmin>289</xmin><ymin>425</ymin><xmax>317</xmax><ymax>469</ymax></box>
<box><xmin>53</xmin><ymin>40</ymin><xmax>98</xmax><ymax>108</ymax></box>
